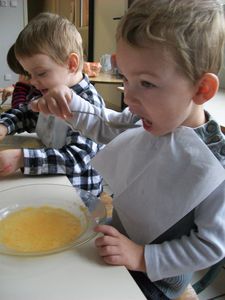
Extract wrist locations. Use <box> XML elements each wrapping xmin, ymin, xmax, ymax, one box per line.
<box><xmin>129</xmin><ymin>244</ymin><xmax>146</xmax><ymax>273</ymax></box>
<box><xmin>136</xmin><ymin>245</ymin><xmax>146</xmax><ymax>272</ymax></box>
<box><xmin>0</xmin><ymin>124</ymin><xmax>8</xmax><ymax>139</ymax></box>
<box><xmin>19</xmin><ymin>150</ymin><xmax>24</xmax><ymax>168</ymax></box>
<box><xmin>14</xmin><ymin>149</ymin><xmax>24</xmax><ymax>169</ymax></box>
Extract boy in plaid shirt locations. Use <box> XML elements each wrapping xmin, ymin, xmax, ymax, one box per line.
<box><xmin>0</xmin><ymin>12</ymin><xmax>105</xmax><ymax>197</ymax></box>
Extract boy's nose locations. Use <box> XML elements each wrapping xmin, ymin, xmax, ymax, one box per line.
<box><xmin>29</xmin><ymin>77</ymin><xmax>35</xmax><ymax>85</ymax></box>
<box><xmin>123</xmin><ymin>87</ymin><xmax>136</xmax><ymax>106</ymax></box>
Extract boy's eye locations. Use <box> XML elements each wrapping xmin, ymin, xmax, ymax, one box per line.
<box><xmin>38</xmin><ymin>72</ymin><xmax>46</xmax><ymax>77</ymax></box>
<box><xmin>141</xmin><ymin>80</ymin><xmax>155</xmax><ymax>88</ymax></box>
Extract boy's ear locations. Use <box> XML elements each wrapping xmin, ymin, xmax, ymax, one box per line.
<box><xmin>68</xmin><ymin>53</ymin><xmax>79</xmax><ymax>73</ymax></box>
<box><xmin>193</xmin><ymin>73</ymin><xmax>219</xmax><ymax>105</ymax></box>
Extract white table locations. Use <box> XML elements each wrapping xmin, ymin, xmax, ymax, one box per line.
<box><xmin>0</xmin><ymin>173</ymin><xmax>146</xmax><ymax>300</ymax></box>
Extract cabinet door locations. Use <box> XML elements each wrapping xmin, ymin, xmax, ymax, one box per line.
<box><xmin>93</xmin><ymin>0</ymin><xmax>127</xmax><ymax>110</ymax></box>
<box><xmin>94</xmin><ymin>0</ymin><xmax>127</xmax><ymax>60</ymax></box>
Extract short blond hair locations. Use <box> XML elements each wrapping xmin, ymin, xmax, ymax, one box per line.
<box><xmin>15</xmin><ymin>12</ymin><xmax>84</xmax><ymax>70</ymax></box>
<box><xmin>116</xmin><ymin>0</ymin><xmax>225</xmax><ymax>83</ymax></box>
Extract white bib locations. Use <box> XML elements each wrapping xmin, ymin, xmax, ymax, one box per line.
<box><xmin>92</xmin><ymin>126</ymin><xmax>225</xmax><ymax>244</ymax></box>
<box><xmin>36</xmin><ymin>113</ymin><xmax>68</xmax><ymax>149</ymax></box>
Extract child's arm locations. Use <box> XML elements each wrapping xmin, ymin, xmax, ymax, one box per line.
<box><xmin>0</xmin><ymin>105</ymin><xmax>38</xmax><ymax>135</ymax></box>
<box><xmin>30</xmin><ymin>84</ymin><xmax>72</xmax><ymax>118</ymax></box>
<box><xmin>30</xmin><ymin>84</ymin><xmax>139</xmax><ymax>144</ymax></box>
<box><xmin>96</xmin><ymin>182</ymin><xmax>225</xmax><ymax>281</ymax></box>
<box><xmin>0</xmin><ymin>109</ymin><xmax>33</xmax><ymax>177</ymax></box>
<box><xmin>143</xmin><ymin>183</ymin><xmax>225</xmax><ymax>281</ymax></box>
<box><xmin>21</xmin><ymin>129</ymin><xmax>103</xmax><ymax>186</ymax></box>
<box><xmin>0</xmin><ymin>85</ymin><xmax>14</xmax><ymax>102</ymax></box>
<box><xmin>0</xmin><ymin>149</ymin><xmax>23</xmax><ymax>176</ymax></box>
<box><xmin>94</xmin><ymin>183</ymin><xmax>225</xmax><ymax>282</ymax></box>
<box><xmin>68</xmin><ymin>94</ymin><xmax>138</xmax><ymax>144</ymax></box>
<box><xmin>0</xmin><ymin>124</ymin><xmax>8</xmax><ymax>141</ymax></box>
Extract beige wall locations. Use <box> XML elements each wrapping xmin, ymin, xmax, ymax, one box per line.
<box><xmin>94</xmin><ymin>0</ymin><xmax>127</xmax><ymax>110</ymax></box>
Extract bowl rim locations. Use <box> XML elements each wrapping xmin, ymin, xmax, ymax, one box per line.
<box><xmin>0</xmin><ymin>183</ymin><xmax>107</xmax><ymax>256</ymax></box>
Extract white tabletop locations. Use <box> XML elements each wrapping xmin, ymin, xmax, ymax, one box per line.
<box><xmin>0</xmin><ymin>173</ymin><xmax>145</xmax><ymax>300</ymax></box>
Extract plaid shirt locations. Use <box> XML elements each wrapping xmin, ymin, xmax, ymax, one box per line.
<box><xmin>0</xmin><ymin>74</ymin><xmax>105</xmax><ymax>196</ymax></box>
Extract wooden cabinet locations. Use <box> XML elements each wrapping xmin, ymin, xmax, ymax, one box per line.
<box><xmin>27</xmin><ymin>0</ymin><xmax>91</xmax><ymax>61</ymax></box>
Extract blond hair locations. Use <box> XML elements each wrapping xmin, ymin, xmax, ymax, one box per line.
<box><xmin>116</xmin><ymin>0</ymin><xmax>225</xmax><ymax>83</ymax></box>
<box><xmin>14</xmin><ymin>12</ymin><xmax>84</xmax><ymax>70</ymax></box>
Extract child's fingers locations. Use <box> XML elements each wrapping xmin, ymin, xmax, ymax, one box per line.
<box><xmin>61</xmin><ymin>104</ymin><xmax>73</xmax><ymax>119</ymax></box>
<box><xmin>46</xmin><ymin>97</ymin><xmax>64</xmax><ymax>117</ymax></box>
<box><xmin>48</xmin><ymin>96</ymin><xmax>72</xmax><ymax>119</ymax></box>
<box><xmin>30</xmin><ymin>97</ymin><xmax>53</xmax><ymax>115</ymax></box>
<box><xmin>2</xmin><ymin>92</ymin><xmax>10</xmax><ymax>101</ymax></box>
<box><xmin>94</xmin><ymin>224</ymin><xmax>120</xmax><ymax>237</ymax></box>
<box><xmin>95</xmin><ymin>234</ymin><xmax>118</xmax><ymax>248</ymax></box>
<box><xmin>62</xmin><ymin>91</ymin><xmax>74</xmax><ymax>118</ymax></box>
<box><xmin>29</xmin><ymin>100</ymin><xmax>39</xmax><ymax>112</ymax></box>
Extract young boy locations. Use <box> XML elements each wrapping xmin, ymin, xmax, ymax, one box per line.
<box><xmin>30</xmin><ymin>1</ymin><xmax>225</xmax><ymax>299</ymax></box>
<box><xmin>0</xmin><ymin>12</ymin><xmax>105</xmax><ymax>197</ymax></box>
<box><xmin>0</xmin><ymin>44</ymin><xmax>33</xmax><ymax>106</ymax></box>
<box><xmin>6</xmin><ymin>43</ymin><xmax>41</xmax><ymax>109</ymax></box>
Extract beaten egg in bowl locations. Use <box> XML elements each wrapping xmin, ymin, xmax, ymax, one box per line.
<box><xmin>0</xmin><ymin>184</ymin><xmax>106</xmax><ymax>256</ymax></box>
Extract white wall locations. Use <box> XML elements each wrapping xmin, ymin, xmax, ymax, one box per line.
<box><xmin>94</xmin><ymin>0</ymin><xmax>127</xmax><ymax>110</ymax></box>
<box><xmin>0</xmin><ymin>0</ymin><xmax>27</xmax><ymax>88</ymax></box>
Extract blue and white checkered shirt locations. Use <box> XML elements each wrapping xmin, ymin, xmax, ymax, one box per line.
<box><xmin>0</xmin><ymin>74</ymin><xmax>105</xmax><ymax>196</ymax></box>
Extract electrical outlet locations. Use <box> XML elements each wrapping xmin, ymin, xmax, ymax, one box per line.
<box><xmin>4</xmin><ymin>74</ymin><xmax>12</xmax><ymax>81</ymax></box>
<box><xmin>0</xmin><ymin>0</ymin><xmax>9</xmax><ymax>7</ymax></box>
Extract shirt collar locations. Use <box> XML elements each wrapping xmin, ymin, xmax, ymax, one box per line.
<box><xmin>194</xmin><ymin>111</ymin><xmax>224</xmax><ymax>145</ymax></box>
<box><xmin>70</xmin><ymin>73</ymin><xmax>90</xmax><ymax>95</ymax></box>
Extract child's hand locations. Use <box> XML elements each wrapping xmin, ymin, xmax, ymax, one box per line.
<box><xmin>30</xmin><ymin>85</ymin><xmax>73</xmax><ymax>119</ymax></box>
<box><xmin>0</xmin><ymin>86</ymin><xmax>14</xmax><ymax>102</ymax></box>
<box><xmin>0</xmin><ymin>149</ymin><xmax>23</xmax><ymax>176</ymax></box>
<box><xmin>0</xmin><ymin>125</ymin><xmax>8</xmax><ymax>141</ymax></box>
<box><xmin>94</xmin><ymin>224</ymin><xmax>146</xmax><ymax>272</ymax></box>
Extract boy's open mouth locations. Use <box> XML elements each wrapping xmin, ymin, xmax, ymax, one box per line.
<box><xmin>142</xmin><ymin>118</ymin><xmax>153</xmax><ymax>130</ymax></box>
<box><xmin>40</xmin><ymin>89</ymin><xmax>48</xmax><ymax>94</ymax></box>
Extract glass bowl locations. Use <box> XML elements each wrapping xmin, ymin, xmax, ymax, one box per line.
<box><xmin>0</xmin><ymin>183</ymin><xmax>107</xmax><ymax>256</ymax></box>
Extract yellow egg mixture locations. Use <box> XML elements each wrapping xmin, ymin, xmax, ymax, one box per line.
<box><xmin>0</xmin><ymin>206</ymin><xmax>83</xmax><ymax>252</ymax></box>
